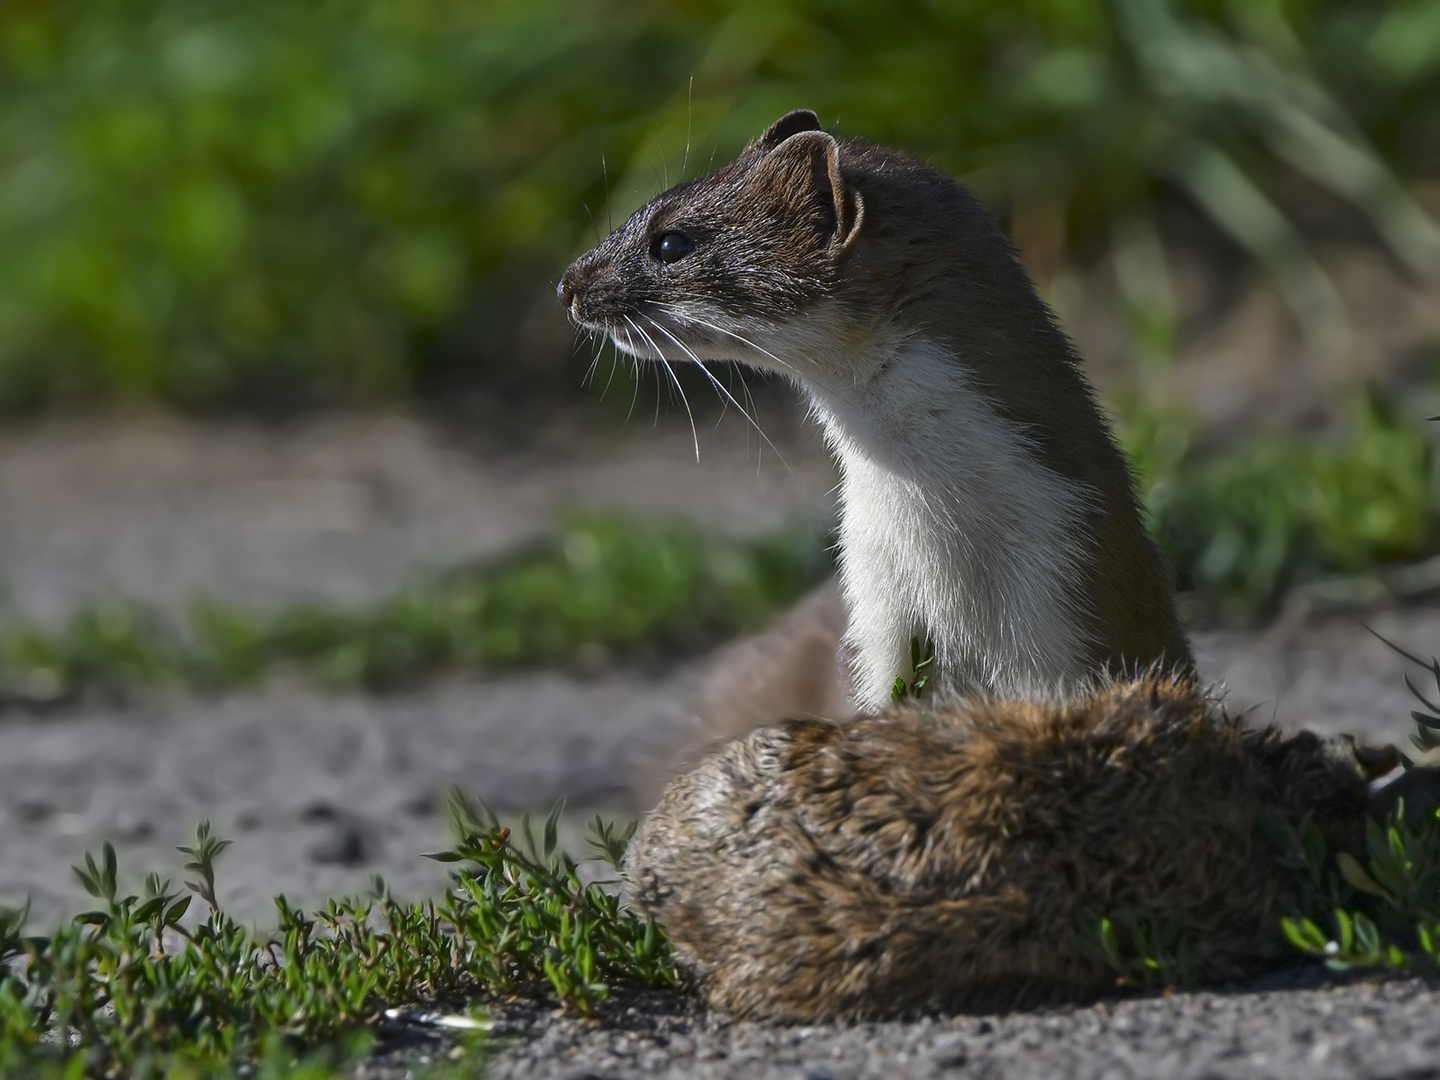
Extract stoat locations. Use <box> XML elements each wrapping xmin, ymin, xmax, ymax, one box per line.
<box><xmin>560</xmin><ymin>110</ymin><xmax>1192</xmax><ymax>711</ymax></box>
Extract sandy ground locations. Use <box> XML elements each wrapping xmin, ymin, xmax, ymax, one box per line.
<box><xmin>0</xmin><ymin>408</ymin><xmax>835</xmax><ymax>622</ymax></box>
<box><xmin>426</xmin><ymin>971</ymin><xmax>1440</xmax><ymax>1080</ymax></box>
<box><xmin>1</xmin><ymin>405</ymin><xmax>1437</xmax><ymax>1077</ymax></box>
<box><xmin>0</xmin><ymin>406</ymin><xmax>841</xmax><ymax>921</ymax></box>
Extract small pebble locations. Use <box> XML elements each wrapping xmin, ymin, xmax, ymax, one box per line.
<box><xmin>307</xmin><ymin>821</ymin><xmax>377</xmax><ymax>866</ymax></box>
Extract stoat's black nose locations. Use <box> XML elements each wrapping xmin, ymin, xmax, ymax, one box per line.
<box><xmin>557</xmin><ymin>279</ymin><xmax>574</xmax><ymax>309</ymax></box>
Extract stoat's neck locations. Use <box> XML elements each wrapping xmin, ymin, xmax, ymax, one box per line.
<box><xmin>800</xmin><ymin>337</ymin><xmax>1097</xmax><ymax>711</ymax></box>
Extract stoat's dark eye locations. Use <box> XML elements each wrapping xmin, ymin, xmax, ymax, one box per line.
<box><xmin>652</xmin><ymin>231</ymin><xmax>696</xmax><ymax>264</ymax></box>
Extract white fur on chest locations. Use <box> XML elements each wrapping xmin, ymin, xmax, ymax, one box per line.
<box><xmin>801</xmin><ymin>337</ymin><xmax>1096</xmax><ymax>710</ymax></box>
<box><xmin>631</xmin><ymin>298</ymin><xmax>1099</xmax><ymax>709</ymax></box>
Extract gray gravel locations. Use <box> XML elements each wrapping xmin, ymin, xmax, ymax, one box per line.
<box><xmin>0</xmin><ymin>406</ymin><xmax>831</xmax><ymax>920</ymax></box>
<box><xmin>0</xmin><ymin>410</ymin><xmax>835</xmax><ymax>622</ymax></box>
<box><xmin>0</xmin><ymin>668</ymin><xmax>705</xmax><ymax>922</ymax></box>
<box><xmin>1</xmin><ymin>410</ymin><xmax>1438</xmax><ymax>1078</ymax></box>
<box><xmin>1194</xmin><ymin>607</ymin><xmax>1440</xmax><ymax>748</ymax></box>
<box><xmin>357</xmin><ymin>972</ymin><xmax>1440</xmax><ymax>1079</ymax></box>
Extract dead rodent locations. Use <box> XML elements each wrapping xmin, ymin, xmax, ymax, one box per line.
<box><xmin>627</xmin><ymin>675</ymin><xmax>1417</xmax><ymax>1023</ymax></box>
<box><xmin>561</xmin><ymin>110</ymin><xmax>1192</xmax><ymax>712</ymax></box>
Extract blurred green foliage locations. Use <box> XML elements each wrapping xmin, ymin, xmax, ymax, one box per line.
<box><xmin>1</xmin><ymin>395</ymin><xmax>1436</xmax><ymax>703</ymax></box>
<box><xmin>0</xmin><ymin>515</ymin><xmax>832</xmax><ymax>703</ymax></box>
<box><xmin>3</xmin><ymin>0</ymin><xmax>1440</xmax><ymax>408</ymax></box>
<box><xmin>1123</xmin><ymin>398</ymin><xmax>1440</xmax><ymax>609</ymax></box>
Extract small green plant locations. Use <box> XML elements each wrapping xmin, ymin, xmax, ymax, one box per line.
<box><xmin>1122</xmin><ymin>397</ymin><xmax>1440</xmax><ymax>613</ymax></box>
<box><xmin>1078</xmin><ymin>910</ymin><xmax>1198</xmax><ymax>991</ymax></box>
<box><xmin>1277</xmin><ymin>798</ymin><xmax>1440</xmax><ymax>972</ymax></box>
<box><xmin>430</xmin><ymin>791</ymin><xmax>676</xmax><ymax>1015</ymax></box>
<box><xmin>891</xmin><ymin>636</ymin><xmax>936</xmax><ymax>701</ymax></box>
<box><xmin>0</xmin><ymin>800</ymin><xmax>676</xmax><ymax>1077</ymax></box>
<box><xmin>1273</xmin><ymin>641</ymin><xmax>1440</xmax><ymax>972</ymax></box>
<box><xmin>586</xmin><ymin>814</ymin><xmax>639</xmax><ymax>871</ymax></box>
<box><xmin>1080</xmin><ymin>796</ymin><xmax>1440</xmax><ymax>992</ymax></box>
<box><xmin>1371</xmin><ymin>631</ymin><xmax>1440</xmax><ymax>757</ymax></box>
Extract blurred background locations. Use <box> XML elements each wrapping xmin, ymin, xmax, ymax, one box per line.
<box><xmin>2</xmin><ymin>0</ymin><xmax>1440</xmax><ymax>920</ymax></box>
<box><xmin>3</xmin><ymin>0</ymin><xmax>1440</xmax><ymax>597</ymax></box>
<box><xmin>1</xmin><ymin>0</ymin><xmax>1437</xmax><ymax>415</ymax></box>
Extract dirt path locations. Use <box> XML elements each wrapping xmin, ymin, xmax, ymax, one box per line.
<box><xmin>0</xmin><ymin>409</ymin><xmax>835</xmax><ymax>622</ymax></box>
<box><xmin>456</xmin><ymin>972</ymin><xmax>1440</xmax><ymax>1080</ymax></box>
<box><xmin>0</xmin><ymin>409</ymin><xmax>1436</xmax><ymax>1078</ymax></box>
<box><xmin>5</xmin><ymin>602</ymin><xmax>1433</xmax><ymax>926</ymax></box>
<box><xmin>0</xmin><ymin>407</ymin><xmax>837</xmax><ymax>921</ymax></box>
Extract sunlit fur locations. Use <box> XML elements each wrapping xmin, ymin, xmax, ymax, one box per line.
<box><xmin>627</xmin><ymin>674</ymin><xmax>1394</xmax><ymax>1022</ymax></box>
<box><xmin>807</xmin><ymin>329</ymin><xmax>1094</xmax><ymax>707</ymax></box>
<box><xmin>560</xmin><ymin>110</ymin><xmax>1193</xmax><ymax>709</ymax></box>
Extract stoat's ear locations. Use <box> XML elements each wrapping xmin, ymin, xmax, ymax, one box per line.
<box><xmin>756</xmin><ymin>128</ymin><xmax>865</xmax><ymax>255</ymax></box>
<box><xmin>757</xmin><ymin>110</ymin><xmax>822</xmax><ymax>153</ymax></box>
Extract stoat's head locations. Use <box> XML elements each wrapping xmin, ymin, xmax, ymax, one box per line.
<box><xmin>557</xmin><ymin>110</ymin><xmax>865</xmax><ymax>372</ymax></box>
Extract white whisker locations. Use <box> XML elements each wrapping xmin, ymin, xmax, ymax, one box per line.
<box><xmin>735</xmin><ymin>363</ymin><xmax>766</xmax><ymax>462</ymax></box>
<box><xmin>683</xmin><ymin>312</ymin><xmax>855</xmax><ymax>404</ymax></box>
<box><xmin>682</xmin><ymin>76</ymin><xmax>693</xmax><ymax>177</ymax></box>
<box><xmin>628</xmin><ymin>315</ymin><xmax>700</xmax><ymax>461</ymax></box>
<box><xmin>625</xmin><ymin>335</ymin><xmax>642</xmax><ymax>422</ymax></box>
<box><xmin>642</xmin><ymin>314</ymin><xmax>790</xmax><ymax>472</ymax></box>
<box><xmin>682</xmin><ymin>315</ymin><xmax>797</xmax><ymax>375</ymax></box>
<box><xmin>581</xmin><ymin>329</ymin><xmax>607</xmax><ymax>388</ymax></box>
<box><xmin>601</xmin><ymin>342</ymin><xmax>621</xmax><ymax>398</ymax></box>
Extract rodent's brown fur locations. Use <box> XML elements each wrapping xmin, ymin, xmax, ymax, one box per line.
<box><xmin>627</xmin><ymin>675</ymin><xmax>1399</xmax><ymax>1022</ymax></box>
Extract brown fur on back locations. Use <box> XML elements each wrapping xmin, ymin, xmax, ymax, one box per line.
<box><xmin>627</xmin><ymin>676</ymin><xmax>1384</xmax><ymax>1022</ymax></box>
<box><xmin>822</xmin><ymin>138</ymin><xmax>1192</xmax><ymax>681</ymax></box>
